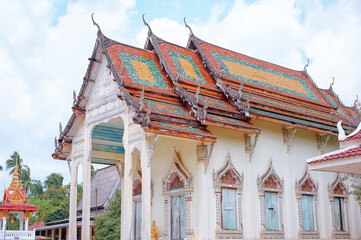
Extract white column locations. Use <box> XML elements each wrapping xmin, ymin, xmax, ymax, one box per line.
<box><xmin>2</xmin><ymin>218</ymin><xmax>6</xmax><ymax>231</ymax></box>
<box><xmin>25</xmin><ymin>219</ymin><xmax>28</xmax><ymax>231</ymax></box>
<box><xmin>197</xmin><ymin>154</ymin><xmax>209</xmax><ymax>239</ymax></box>
<box><xmin>69</xmin><ymin>157</ymin><xmax>78</xmax><ymax>240</ymax></box>
<box><xmin>81</xmin><ymin>126</ymin><xmax>92</xmax><ymax>240</ymax></box>
<box><xmin>141</xmin><ymin>134</ymin><xmax>151</xmax><ymax>240</ymax></box>
<box><xmin>121</xmin><ymin>115</ymin><xmax>133</xmax><ymax>240</ymax></box>
<box><xmin>19</xmin><ymin>220</ymin><xmax>23</xmax><ymax>231</ymax></box>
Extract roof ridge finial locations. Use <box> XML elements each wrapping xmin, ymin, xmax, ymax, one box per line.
<box><xmin>91</xmin><ymin>13</ymin><xmax>102</xmax><ymax>33</ymax></box>
<box><xmin>303</xmin><ymin>58</ymin><xmax>309</xmax><ymax>72</ymax></box>
<box><xmin>142</xmin><ymin>14</ymin><xmax>152</xmax><ymax>35</ymax></box>
<box><xmin>330</xmin><ymin>77</ymin><xmax>335</xmax><ymax>90</ymax></box>
<box><xmin>183</xmin><ymin>17</ymin><xmax>193</xmax><ymax>36</ymax></box>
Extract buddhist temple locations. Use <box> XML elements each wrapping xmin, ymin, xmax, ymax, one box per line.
<box><xmin>52</xmin><ymin>15</ymin><xmax>361</xmax><ymax>240</ymax></box>
<box><xmin>0</xmin><ymin>165</ymin><xmax>38</xmax><ymax>239</ymax></box>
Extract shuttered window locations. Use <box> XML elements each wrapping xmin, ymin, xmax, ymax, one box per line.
<box><xmin>264</xmin><ymin>192</ymin><xmax>279</xmax><ymax>231</ymax></box>
<box><xmin>301</xmin><ymin>195</ymin><xmax>314</xmax><ymax>231</ymax></box>
<box><xmin>134</xmin><ymin>201</ymin><xmax>142</xmax><ymax>240</ymax></box>
<box><xmin>221</xmin><ymin>188</ymin><xmax>237</xmax><ymax>230</ymax></box>
<box><xmin>171</xmin><ymin>195</ymin><xmax>186</xmax><ymax>240</ymax></box>
<box><xmin>334</xmin><ymin>197</ymin><xmax>345</xmax><ymax>231</ymax></box>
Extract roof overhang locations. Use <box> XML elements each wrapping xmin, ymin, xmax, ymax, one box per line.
<box><xmin>308</xmin><ymin>155</ymin><xmax>361</xmax><ymax>174</ymax></box>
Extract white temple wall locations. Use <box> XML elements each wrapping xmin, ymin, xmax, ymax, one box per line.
<box><xmin>148</xmin><ymin>118</ymin><xmax>361</xmax><ymax>240</ymax></box>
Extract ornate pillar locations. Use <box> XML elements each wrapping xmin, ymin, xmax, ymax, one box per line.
<box><xmin>69</xmin><ymin>156</ymin><xmax>78</xmax><ymax>240</ymax></box>
<box><xmin>81</xmin><ymin>125</ymin><xmax>92</xmax><ymax>240</ymax></box>
<box><xmin>121</xmin><ymin>113</ymin><xmax>133</xmax><ymax>240</ymax></box>
<box><xmin>25</xmin><ymin>218</ymin><xmax>28</xmax><ymax>231</ymax></box>
<box><xmin>141</xmin><ymin>133</ymin><xmax>151</xmax><ymax>240</ymax></box>
<box><xmin>19</xmin><ymin>220</ymin><xmax>23</xmax><ymax>231</ymax></box>
<box><xmin>197</xmin><ymin>143</ymin><xmax>210</xmax><ymax>239</ymax></box>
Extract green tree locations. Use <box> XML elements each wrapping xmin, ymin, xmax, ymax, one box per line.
<box><xmin>29</xmin><ymin>180</ymin><xmax>44</xmax><ymax>198</ymax></box>
<box><xmin>28</xmin><ymin>173</ymin><xmax>69</xmax><ymax>224</ymax></box>
<box><xmin>6</xmin><ymin>151</ymin><xmax>29</xmax><ymax>176</ymax></box>
<box><xmin>44</xmin><ymin>173</ymin><xmax>63</xmax><ymax>189</ymax></box>
<box><xmin>20</xmin><ymin>167</ymin><xmax>31</xmax><ymax>194</ymax></box>
<box><xmin>94</xmin><ymin>189</ymin><xmax>121</xmax><ymax>240</ymax></box>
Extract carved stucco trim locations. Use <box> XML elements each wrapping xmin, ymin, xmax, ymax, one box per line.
<box><xmin>162</xmin><ymin>149</ymin><xmax>194</xmax><ymax>239</ymax></box>
<box><xmin>257</xmin><ymin>159</ymin><xmax>284</xmax><ymax>238</ymax></box>
<box><xmin>328</xmin><ymin>175</ymin><xmax>351</xmax><ymax>237</ymax></box>
<box><xmin>295</xmin><ymin>166</ymin><xmax>320</xmax><ymax>238</ymax></box>
<box><xmin>213</xmin><ymin>152</ymin><xmax>244</xmax><ymax>239</ymax></box>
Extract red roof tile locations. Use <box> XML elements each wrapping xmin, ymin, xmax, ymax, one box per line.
<box><xmin>308</xmin><ymin>145</ymin><xmax>361</xmax><ymax>164</ymax></box>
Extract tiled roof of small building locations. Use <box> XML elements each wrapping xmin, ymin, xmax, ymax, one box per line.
<box><xmin>308</xmin><ymin>145</ymin><xmax>361</xmax><ymax>164</ymax></box>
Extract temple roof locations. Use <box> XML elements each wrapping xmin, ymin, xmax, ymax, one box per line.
<box><xmin>52</xmin><ymin>19</ymin><xmax>361</xmax><ymax>161</ymax></box>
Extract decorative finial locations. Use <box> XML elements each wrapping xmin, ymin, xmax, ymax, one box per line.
<box><xmin>59</xmin><ymin>122</ymin><xmax>63</xmax><ymax>136</ymax></box>
<box><xmin>142</xmin><ymin>14</ymin><xmax>152</xmax><ymax>35</ymax></box>
<box><xmin>91</xmin><ymin>13</ymin><xmax>101</xmax><ymax>33</ymax></box>
<box><xmin>303</xmin><ymin>58</ymin><xmax>309</xmax><ymax>71</ymax></box>
<box><xmin>218</xmin><ymin>61</ymin><xmax>224</xmax><ymax>79</ymax></box>
<box><xmin>337</xmin><ymin>121</ymin><xmax>346</xmax><ymax>141</ymax></box>
<box><xmin>73</xmin><ymin>90</ymin><xmax>77</xmax><ymax>105</ymax></box>
<box><xmin>140</xmin><ymin>88</ymin><xmax>145</xmax><ymax>111</ymax></box>
<box><xmin>330</xmin><ymin>77</ymin><xmax>335</xmax><ymax>89</ymax></box>
<box><xmin>183</xmin><ymin>17</ymin><xmax>193</xmax><ymax>36</ymax></box>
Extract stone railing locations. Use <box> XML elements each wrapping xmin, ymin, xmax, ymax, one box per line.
<box><xmin>0</xmin><ymin>230</ymin><xmax>35</xmax><ymax>240</ymax></box>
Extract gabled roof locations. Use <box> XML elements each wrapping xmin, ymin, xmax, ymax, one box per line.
<box><xmin>53</xmin><ymin>18</ymin><xmax>361</xmax><ymax>161</ymax></box>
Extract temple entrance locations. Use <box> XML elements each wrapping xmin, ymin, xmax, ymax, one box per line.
<box><xmin>171</xmin><ymin>195</ymin><xmax>186</xmax><ymax>240</ymax></box>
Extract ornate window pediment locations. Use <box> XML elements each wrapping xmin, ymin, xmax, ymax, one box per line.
<box><xmin>295</xmin><ymin>166</ymin><xmax>319</xmax><ymax>238</ymax></box>
<box><xmin>213</xmin><ymin>152</ymin><xmax>243</xmax><ymax>239</ymax></box>
<box><xmin>163</xmin><ymin>150</ymin><xmax>192</xmax><ymax>194</ymax></box>
<box><xmin>257</xmin><ymin>159</ymin><xmax>284</xmax><ymax>238</ymax></box>
<box><xmin>258</xmin><ymin>159</ymin><xmax>283</xmax><ymax>193</ymax></box>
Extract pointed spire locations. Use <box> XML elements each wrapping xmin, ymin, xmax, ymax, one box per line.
<box><xmin>303</xmin><ymin>58</ymin><xmax>309</xmax><ymax>72</ymax></box>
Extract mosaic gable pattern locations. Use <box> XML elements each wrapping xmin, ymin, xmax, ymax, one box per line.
<box><xmin>167</xmin><ymin>50</ymin><xmax>207</xmax><ymax>84</ymax></box>
<box><xmin>211</xmin><ymin>51</ymin><xmax>319</xmax><ymax>101</ymax></box>
<box><xmin>118</xmin><ymin>51</ymin><xmax>170</xmax><ymax>90</ymax></box>
<box><xmin>143</xmin><ymin>99</ymin><xmax>193</xmax><ymax>119</ymax></box>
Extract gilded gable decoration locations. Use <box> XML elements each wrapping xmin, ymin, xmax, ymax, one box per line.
<box><xmin>295</xmin><ymin>166</ymin><xmax>318</xmax><ymax>195</ymax></box>
<box><xmin>328</xmin><ymin>175</ymin><xmax>348</xmax><ymax>198</ymax></box>
<box><xmin>213</xmin><ymin>152</ymin><xmax>243</xmax><ymax>239</ymax></box>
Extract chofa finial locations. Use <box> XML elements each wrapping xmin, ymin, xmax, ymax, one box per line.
<box><xmin>329</xmin><ymin>77</ymin><xmax>335</xmax><ymax>90</ymax></box>
<box><xmin>142</xmin><ymin>14</ymin><xmax>152</xmax><ymax>35</ymax></box>
<box><xmin>91</xmin><ymin>13</ymin><xmax>101</xmax><ymax>33</ymax></box>
<box><xmin>303</xmin><ymin>58</ymin><xmax>309</xmax><ymax>71</ymax></box>
<box><xmin>183</xmin><ymin>17</ymin><xmax>193</xmax><ymax>36</ymax></box>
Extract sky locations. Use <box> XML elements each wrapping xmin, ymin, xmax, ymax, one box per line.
<box><xmin>0</xmin><ymin>0</ymin><xmax>360</xmax><ymax>194</ymax></box>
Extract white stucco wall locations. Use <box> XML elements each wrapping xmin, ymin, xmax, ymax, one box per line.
<box><xmin>148</xmin><ymin>119</ymin><xmax>361</xmax><ymax>240</ymax></box>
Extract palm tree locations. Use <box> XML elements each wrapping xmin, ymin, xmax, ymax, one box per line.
<box><xmin>6</xmin><ymin>151</ymin><xmax>29</xmax><ymax>176</ymax></box>
<box><xmin>44</xmin><ymin>173</ymin><xmax>64</xmax><ymax>189</ymax></box>
<box><xmin>21</xmin><ymin>167</ymin><xmax>31</xmax><ymax>194</ymax></box>
<box><xmin>29</xmin><ymin>180</ymin><xmax>44</xmax><ymax>198</ymax></box>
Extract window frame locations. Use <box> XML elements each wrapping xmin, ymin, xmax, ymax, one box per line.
<box><xmin>213</xmin><ymin>152</ymin><xmax>243</xmax><ymax>239</ymax></box>
<box><xmin>257</xmin><ymin>159</ymin><xmax>284</xmax><ymax>238</ymax></box>
<box><xmin>328</xmin><ymin>175</ymin><xmax>350</xmax><ymax>238</ymax></box>
<box><xmin>295</xmin><ymin>167</ymin><xmax>319</xmax><ymax>238</ymax></box>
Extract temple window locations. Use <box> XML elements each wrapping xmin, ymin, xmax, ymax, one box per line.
<box><xmin>295</xmin><ymin>167</ymin><xmax>319</xmax><ymax>238</ymax></box>
<box><xmin>328</xmin><ymin>176</ymin><xmax>349</xmax><ymax>236</ymax></box>
<box><xmin>213</xmin><ymin>152</ymin><xmax>243</xmax><ymax>238</ymax></box>
<box><xmin>162</xmin><ymin>150</ymin><xmax>193</xmax><ymax>239</ymax></box>
<box><xmin>257</xmin><ymin>159</ymin><xmax>284</xmax><ymax>238</ymax></box>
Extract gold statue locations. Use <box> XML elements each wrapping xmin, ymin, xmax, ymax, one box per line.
<box><xmin>151</xmin><ymin>220</ymin><xmax>158</xmax><ymax>240</ymax></box>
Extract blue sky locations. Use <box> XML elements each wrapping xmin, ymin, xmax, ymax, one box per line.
<box><xmin>0</xmin><ymin>0</ymin><xmax>360</xmax><ymax>195</ymax></box>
